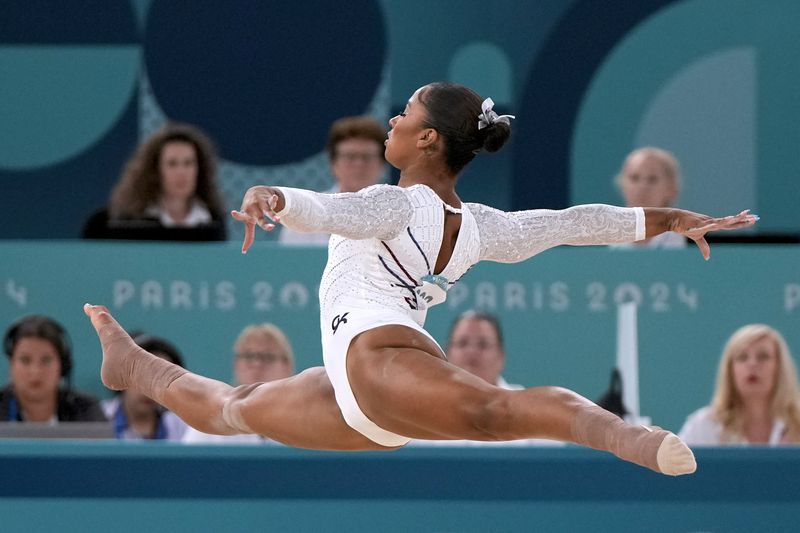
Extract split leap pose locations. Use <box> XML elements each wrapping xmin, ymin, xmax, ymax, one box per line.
<box><xmin>85</xmin><ymin>82</ymin><xmax>757</xmax><ymax>475</ymax></box>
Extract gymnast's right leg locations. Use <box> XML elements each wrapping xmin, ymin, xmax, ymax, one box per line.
<box><xmin>83</xmin><ymin>304</ymin><xmax>389</xmax><ymax>451</ymax></box>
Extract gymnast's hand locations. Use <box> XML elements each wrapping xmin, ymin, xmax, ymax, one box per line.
<box><xmin>648</xmin><ymin>208</ymin><xmax>758</xmax><ymax>261</ymax></box>
<box><xmin>231</xmin><ymin>186</ymin><xmax>286</xmax><ymax>254</ymax></box>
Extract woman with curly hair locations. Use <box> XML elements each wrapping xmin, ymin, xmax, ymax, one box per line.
<box><xmin>83</xmin><ymin>123</ymin><xmax>227</xmax><ymax>240</ymax></box>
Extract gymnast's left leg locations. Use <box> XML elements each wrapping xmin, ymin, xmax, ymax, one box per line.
<box><xmin>83</xmin><ymin>304</ymin><xmax>391</xmax><ymax>450</ymax></box>
<box><xmin>347</xmin><ymin>325</ymin><xmax>696</xmax><ymax>475</ymax></box>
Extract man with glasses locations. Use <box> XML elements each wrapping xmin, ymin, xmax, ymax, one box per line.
<box><xmin>182</xmin><ymin>323</ymin><xmax>294</xmax><ymax>444</ymax></box>
<box><xmin>279</xmin><ymin>116</ymin><xmax>387</xmax><ymax>245</ymax></box>
<box><xmin>446</xmin><ymin>310</ymin><xmax>519</xmax><ymax>391</ymax></box>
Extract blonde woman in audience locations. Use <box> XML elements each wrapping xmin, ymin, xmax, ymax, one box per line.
<box><xmin>680</xmin><ymin>324</ymin><xmax>800</xmax><ymax>445</ymax></box>
<box><xmin>614</xmin><ymin>147</ymin><xmax>686</xmax><ymax>249</ymax></box>
<box><xmin>182</xmin><ymin>323</ymin><xmax>294</xmax><ymax>444</ymax></box>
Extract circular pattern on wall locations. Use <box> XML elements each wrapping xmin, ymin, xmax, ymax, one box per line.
<box><xmin>0</xmin><ymin>1</ymin><xmax>138</xmax><ymax>170</ymax></box>
<box><xmin>144</xmin><ymin>1</ymin><xmax>387</xmax><ymax>165</ymax></box>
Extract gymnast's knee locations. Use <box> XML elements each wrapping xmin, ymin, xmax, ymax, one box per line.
<box><xmin>221</xmin><ymin>383</ymin><xmax>261</xmax><ymax>434</ymax></box>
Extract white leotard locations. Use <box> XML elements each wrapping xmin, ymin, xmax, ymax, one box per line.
<box><xmin>275</xmin><ymin>183</ymin><xmax>645</xmax><ymax>446</ymax></box>
<box><xmin>277</xmin><ymin>183</ymin><xmax>644</xmax><ymax>326</ymax></box>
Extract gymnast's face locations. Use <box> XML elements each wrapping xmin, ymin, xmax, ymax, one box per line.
<box><xmin>385</xmin><ymin>86</ymin><xmax>433</xmax><ymax>169</ymax></box>
<box><xmin>619</xmin><ymin>153</ymin><xmax>677</xmax><ymax>208</ymax></box>
<box><xmin>731</xmin><ymin>335</ymin><xmax>779</xmax><ymax>402</ymax></box>
<box><xmin>159</xmin><ymin>141</ymin><xmax>198</xmax><ymax>203</ymax></box>
<box><xmin>9</xmin><ymin>337</ymin><xmax>62</xmax><ymax>406</ymax></box>
<box><xmin>447</xmin><ymin>317</ymin><xmax>505</xmax><ymax>386</ymax></box>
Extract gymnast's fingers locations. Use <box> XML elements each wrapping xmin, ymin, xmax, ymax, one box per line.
<box><xmin>232</xmin><ymin>210</ymin><xmax>257</xmax><ymax>253</ymax></box>
<box><xmin>241</xmin><ymin>220</ymin><xmax>256</xmax><ymax>254</ymax></box>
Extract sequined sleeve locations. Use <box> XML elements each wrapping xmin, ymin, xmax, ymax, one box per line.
<box><xmin>468</xmin><ymin>203</ymin><xmax>645</xmax><ymax>263</ymax></box>
<box><xmin>275</xmin><ymin>184</ymin><xmax>413</xmax><ymax>241</ymax></box>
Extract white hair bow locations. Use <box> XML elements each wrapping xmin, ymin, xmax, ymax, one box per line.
<box><xmin>477</xmin><ymin>98</ymin><xmax>515</xmax><ymax>130</ymax></box>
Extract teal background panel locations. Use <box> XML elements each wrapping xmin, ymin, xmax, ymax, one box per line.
<box><xmin>1</xmin><ymin>242</ymin><xmax>798</xmax><ymax>432</ymax></box>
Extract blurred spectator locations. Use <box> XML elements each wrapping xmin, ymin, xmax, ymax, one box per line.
<box><xmin>82</xmin><ymin>123</ymin><xmax>227</xmax><ymax>241</ymax></box>
<box><xmin>447</xmin><ymin>310</ymin><xmax>520</xmax><ymax>390</ymax></box>
<box><xmin>412</xmin><ymin>311</ymin><xmax>561</xmax><ymax>447</ymax></box>
<box><xmin>0</xmin><ymin>315</ymin><xmax>106</xmax><ymax>423</ymax></box>
<box><xmin>279</xmin><ymin>116</ymin><xmax>386</xmax><ymax>245</ymax></box>
<box><xmin>614</xmin><ymin>146</ymin><xmax>686</xmax><ymax>249</ymax></box>
<box><xmin>182</xmin><ymin>323</ymin><xmax>295</xmax><ymax>444</ymax></box>
<box><xmin>101</xmin><ymin>333</ymin><xmax>189</xmax><ymax>441</ymax></box>
<box><xmin>679</xmin><ymin>324</ymin><xmax>800</xmax><ymax>445</ymax></box>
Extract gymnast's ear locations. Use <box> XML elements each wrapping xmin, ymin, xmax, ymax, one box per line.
<box><xmin>417</xmin><ymin>128</ymin><xmax>438</xmax><ymax>150</ymax></box>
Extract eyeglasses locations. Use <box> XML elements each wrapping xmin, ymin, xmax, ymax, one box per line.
<box><xmin>235</xmin><ymin>352</ymin><xmax>288</xmax><ymax>364</ymax></box>
<box><xmin>334</xmin><ymin>152</ymin><xmax>383</xmax><ymax>164</ymax></box>
<box><xmin>449</xmin><ymin>340</ymin><xmax>500</xmax><ymax>351</ymax></box>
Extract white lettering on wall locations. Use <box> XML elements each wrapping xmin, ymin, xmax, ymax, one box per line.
<box><xmin>504</xmin><ymin>282</ymin><xmax>526</xmax><ymax>311</ymax></box>
<box><xmin>113</xmin><ymin>280</ymin><xmax>237</xmax><ymax>311</ymax></box>
<box><xmin>786</xmin><ymin>284</ymin><xmax>800</xmax><ymax>312</ymax></box>
<box><xmin>113</xmin><ymin>280</ymin><xmax>135</xmax><ymax>308</ymax></box>
<box><xmin>5</xmin><ymin>279</ymin><xmax>27</xmax><ymax>307</ymax></box>
<box><xmin>141</xmin><ymin>280</ymin><xmax>163</xmax><ymax>309</ymax></box>
<box><xmin>106</xmin><ymin>279</ymin><xmax>704</xmax><ymax>314</ymax></box>
<box><xmin>170</xmin><ymin>281</ymin><xmax>192</xmax><ymax>310</ymax></box>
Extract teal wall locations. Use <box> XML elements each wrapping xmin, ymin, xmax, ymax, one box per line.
<box><xmin>3</xmin><ymin>0</ymin><xmax>800</xmax><ymax>237</ymax></box>
<box><xmin>572</xmin><ymin>0</ymin><xmax>800</xmax><ymax>231</ymax></box>
<box><xmin>2</xmin><ymin>242</ymin><xmax>798</xmax><ymax>432</ymax></box>
<box><xmin>1</xmin><ymin>441</ymin><xmax>799</xmax><ymax>533</ymax></box>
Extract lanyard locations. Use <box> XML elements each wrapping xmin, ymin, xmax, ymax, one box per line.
<box><xmin>7</xmin><ymin>396</ymin><xmax>20</xmax><ymax>421</ymax></box>
<box><xmin>113</xmin><ymin>403</ymin><xmax>168</xmax><ymax>440</ymax></box>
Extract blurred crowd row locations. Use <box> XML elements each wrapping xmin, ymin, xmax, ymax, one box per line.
<box><xmin>80</xmin><ymin>116</ymin><xmax>690</xmax><ymax>250</ymax></box>
<box><xmin>3</xmin><ymin>311</ymin><xmax>798</xmax><ymax>446</ymax></box>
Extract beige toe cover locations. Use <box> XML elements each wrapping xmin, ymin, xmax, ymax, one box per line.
<box><xmin>656</xmin><ymin>433</ymin><xmax>697</xmax><ymax>476</ymax></box>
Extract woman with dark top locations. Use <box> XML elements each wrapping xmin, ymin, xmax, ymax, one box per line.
<box><xmin>2</xmin><ymin>315</ymin><xmax>105</xmax><ymax>422</ymax></box>
<box><xmin>82</xmin><ymin>123</ymin><xmax>227</xmax><ymax>241</ymax></box>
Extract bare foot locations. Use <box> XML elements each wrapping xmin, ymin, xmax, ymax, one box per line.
<box><xmin>83</xmin><ymin>303</ymin><xmax>144</xmax><ymax>391</ymax></box>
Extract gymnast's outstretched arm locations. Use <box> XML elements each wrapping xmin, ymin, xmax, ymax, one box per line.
<box><xmin>469</xmin><ymin>203</ymin><xmax>757</xmax><ymax>263</ymax></box>
<box><xmin>231</xmin><ymin>184</ymin><xmax>413</xmax><ymax>252</ymax></box>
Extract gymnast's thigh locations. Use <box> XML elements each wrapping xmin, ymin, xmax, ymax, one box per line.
<box><xmin>347</xmin><ymin>325</ymin><xmax>502</xmax><ymax>440</ymax></box>
<box><xmin>236</xmin><ymin>366</ymin><xmax>395</xmax><ymax>451</ymax></box>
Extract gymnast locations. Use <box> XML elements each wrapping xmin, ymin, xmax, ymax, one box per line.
<box><xmin>84</xmin><ymin>82</ymin><xmax>756</xmax><ymax>475</ymax></box>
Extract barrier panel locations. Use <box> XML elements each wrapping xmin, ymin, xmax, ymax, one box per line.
<box><xmin>0</xmin><ymin>441</ymin><xmax>797</xmax><ymax>533</ymax></box>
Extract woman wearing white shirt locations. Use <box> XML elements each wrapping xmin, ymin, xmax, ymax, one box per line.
<box><xmin>680</xmin><ymin>324</ymin><xmax>800</xmax><ymax>445</ymax></box>
<box><xmin>84</xmin><ymin>123</ymin><xmax>227</xmax><ymax>240</ymax></box>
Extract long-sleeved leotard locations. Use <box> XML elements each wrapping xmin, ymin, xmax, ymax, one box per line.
<box><xmin>274</xmin><ymin>183</ymin><xmax>645</xmax><ymax>446</ymax></box>
<box><xmin>275</xmin><ymin>183</ymin><xmax>644</xmax><ymax>326</ymax></box>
